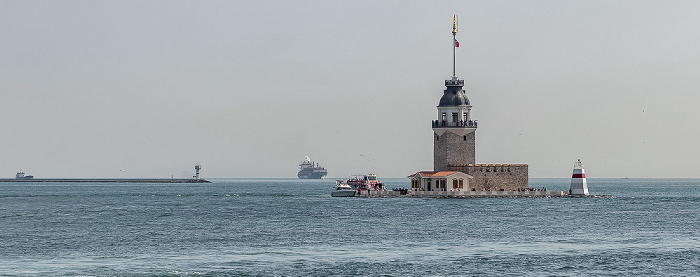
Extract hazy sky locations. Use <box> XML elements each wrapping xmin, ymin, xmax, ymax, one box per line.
<box><xmin>2</xmin><ymin>0</ymin><xmax>699</xmax><ymax>178</ymax></box>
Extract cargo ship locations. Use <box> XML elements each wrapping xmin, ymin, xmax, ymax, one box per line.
<box><xmin>16</xmin><ymin>171</ymin><xmax>34</xmax><ymax>179</ymax></box>
<box><xmin>297</xmin><ymin>156</ymin><xmax>327</xmax><ymax>179</ymax></box>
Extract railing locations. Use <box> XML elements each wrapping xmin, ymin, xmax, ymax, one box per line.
<box><xmin>445</xmin><ymin>79</ymin><xmax>465</xmax><ymax>86</ymax></box>
<box><xmin>432</xmin><ymin>120</ymin><xmax>478</xmax><ymax>128</ymax></box>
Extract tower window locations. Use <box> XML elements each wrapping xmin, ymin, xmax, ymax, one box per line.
<box><xmin>463</xmin><ymin>113</ymin><xmax>468</xmax><ymax>122</ymax></box>
<box><xmin>441</xmin><ymin>113</ymin><xmax>446</xmax><ymax>121</ymax></box>
<box><xmin>452</xmin><ymin>113</ymin><xmax>458</xmax><ymax>122</ymax></box>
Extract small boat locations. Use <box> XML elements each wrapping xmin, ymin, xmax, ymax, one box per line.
<box><xmin>331</xmin><ymin>180</ymin><xmax>356</xmax><ymax>197</ymax></box>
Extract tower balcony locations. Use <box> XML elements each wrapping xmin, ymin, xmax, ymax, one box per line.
<box><xmin>432</xmin><ymin>120</ymin><xmax>477</xmax><ymax>128</ymax></box>
<box><xmin>432</xmin><ymin>120</ymin><xmax>477</xmax><ymax>136</ymax></box>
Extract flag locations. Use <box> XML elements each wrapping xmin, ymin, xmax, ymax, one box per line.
<box><xmin>454</xmin><ymin>39</ymin><xmax>460</xmax><ymax>47</ymax></box>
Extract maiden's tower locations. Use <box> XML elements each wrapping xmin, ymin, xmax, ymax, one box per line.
<box><xmin>411</xmin><ymin>16</ymin><xmax>529</xmax><ymax>192</ymax></box>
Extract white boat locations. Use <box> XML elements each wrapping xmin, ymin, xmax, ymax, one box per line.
<box><xmin>331</xmin><ymin>180</ymin><xmax>356</xmax><ymax>197</ymax></box>
<box><xmin>345</xmin><ymin>173</ymin><xmax>385</xmax><ymax>191</ymax></box>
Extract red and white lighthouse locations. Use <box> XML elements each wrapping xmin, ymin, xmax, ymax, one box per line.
<box><xmin>569</xmin><ymin>159</ymin><xmax>589</xmax><ymax>195</ymax></box>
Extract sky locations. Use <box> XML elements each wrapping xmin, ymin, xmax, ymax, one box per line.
<box><xmin>2</xmin><ymin>0</ymin><xmax>699</xmax><ymax>178</ymax></box>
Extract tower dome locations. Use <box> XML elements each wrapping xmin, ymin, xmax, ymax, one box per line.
<box><xmin>438</xmin><ymin>87</ymin><xmax>470</xmax><ymax>106</ymax></box>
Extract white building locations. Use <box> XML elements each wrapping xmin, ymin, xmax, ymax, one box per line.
<box><xmin>408</xmin><ymin>171</ymin><xmax>473</xmax><ymax>192</ymax></box>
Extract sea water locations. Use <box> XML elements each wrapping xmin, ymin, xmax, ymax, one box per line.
<box><xmin>1</xmin><ymin>178</ymin><xmax>698</xmax><ymax>276</ymax></box>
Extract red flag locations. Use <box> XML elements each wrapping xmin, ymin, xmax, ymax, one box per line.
<box><xmin>454</xmin><ymin>39</ymin><xmax>460</xmax><ymax>47</ymax></box>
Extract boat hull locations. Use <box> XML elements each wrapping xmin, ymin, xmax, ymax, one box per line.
<box><xmin>331</xmin><ymin>190</ymin><xmax>356</xmax><ymax>197</ymax></box>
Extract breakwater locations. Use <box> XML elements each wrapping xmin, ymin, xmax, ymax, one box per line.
<box><xmin>0</xmin><ymin>178</ymin><xmax>210</xmax><ymax>183</ymax></box>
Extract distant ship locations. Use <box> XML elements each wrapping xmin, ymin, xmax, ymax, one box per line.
<box><xmin>16</xmin><ymin>171</ymin><xmax>34</xmax><ymax>179</ymax></box>
<box><xmin>297</xmin><ymin>156</ymin><xmax>327</xmax><ymax>179</ymax></box>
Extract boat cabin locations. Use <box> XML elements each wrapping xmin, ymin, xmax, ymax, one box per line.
<box><xmin>346</xmin><ymin>173</ymin><xmax>385</xmax><ymax>191</ymax></box>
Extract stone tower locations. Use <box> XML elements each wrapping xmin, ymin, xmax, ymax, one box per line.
<box><xmin>433</xmin><ymin>79</ymin><xmax>477</xmax><ymax>171</ymax></box>
<box><xmin>433</xmin><ymin>15</ymin><xmax>477</xmax><ymax>171</ymax></box>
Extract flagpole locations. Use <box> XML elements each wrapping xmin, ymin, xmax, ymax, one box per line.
<box><xmin>452</xmin><ymin>15</ymin><xmax>457</xmax><ymax>79</ymax></box>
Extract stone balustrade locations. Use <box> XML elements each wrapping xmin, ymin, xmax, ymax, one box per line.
<box><xmin>432</xmin><ymin>120</ymin><xmax>478</xmax><ymax>128</ymax></box>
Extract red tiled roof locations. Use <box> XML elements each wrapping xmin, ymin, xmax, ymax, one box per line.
<box><xmin>431</xmin><ymin>171</ymin><xmax>460</xmax><ymax>177</ymax></box>
<box><xmin>415</xmin><ymin>171</ymin><xmax>459</xmax><ymax>177</ymax></box>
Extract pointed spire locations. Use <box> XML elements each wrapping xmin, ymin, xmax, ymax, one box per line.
<box><xmin>452</xmin><ymin>14</ymin><xmax>458</xmax><ymax>80</ymax></box>
<box><xmin>453</xmin><ymin>15</ymin><xmax>458</xmax><ymax>35</ymax></box>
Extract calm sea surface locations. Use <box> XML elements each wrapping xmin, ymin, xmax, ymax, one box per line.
<box><xmin>1</xmin><ymin>178</ymin><xmax>698</xmax><ymax>276</ymax></box>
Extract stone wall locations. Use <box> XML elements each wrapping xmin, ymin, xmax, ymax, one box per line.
<box><xmin>434</xmin><ymin>131</ymin><xmax>475</xmax><ymax>171</ymax></box>
<box><xmin>447</xmin><ymin>164</ymin><xmax>528</xmax><ymax>191</ymax></box>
